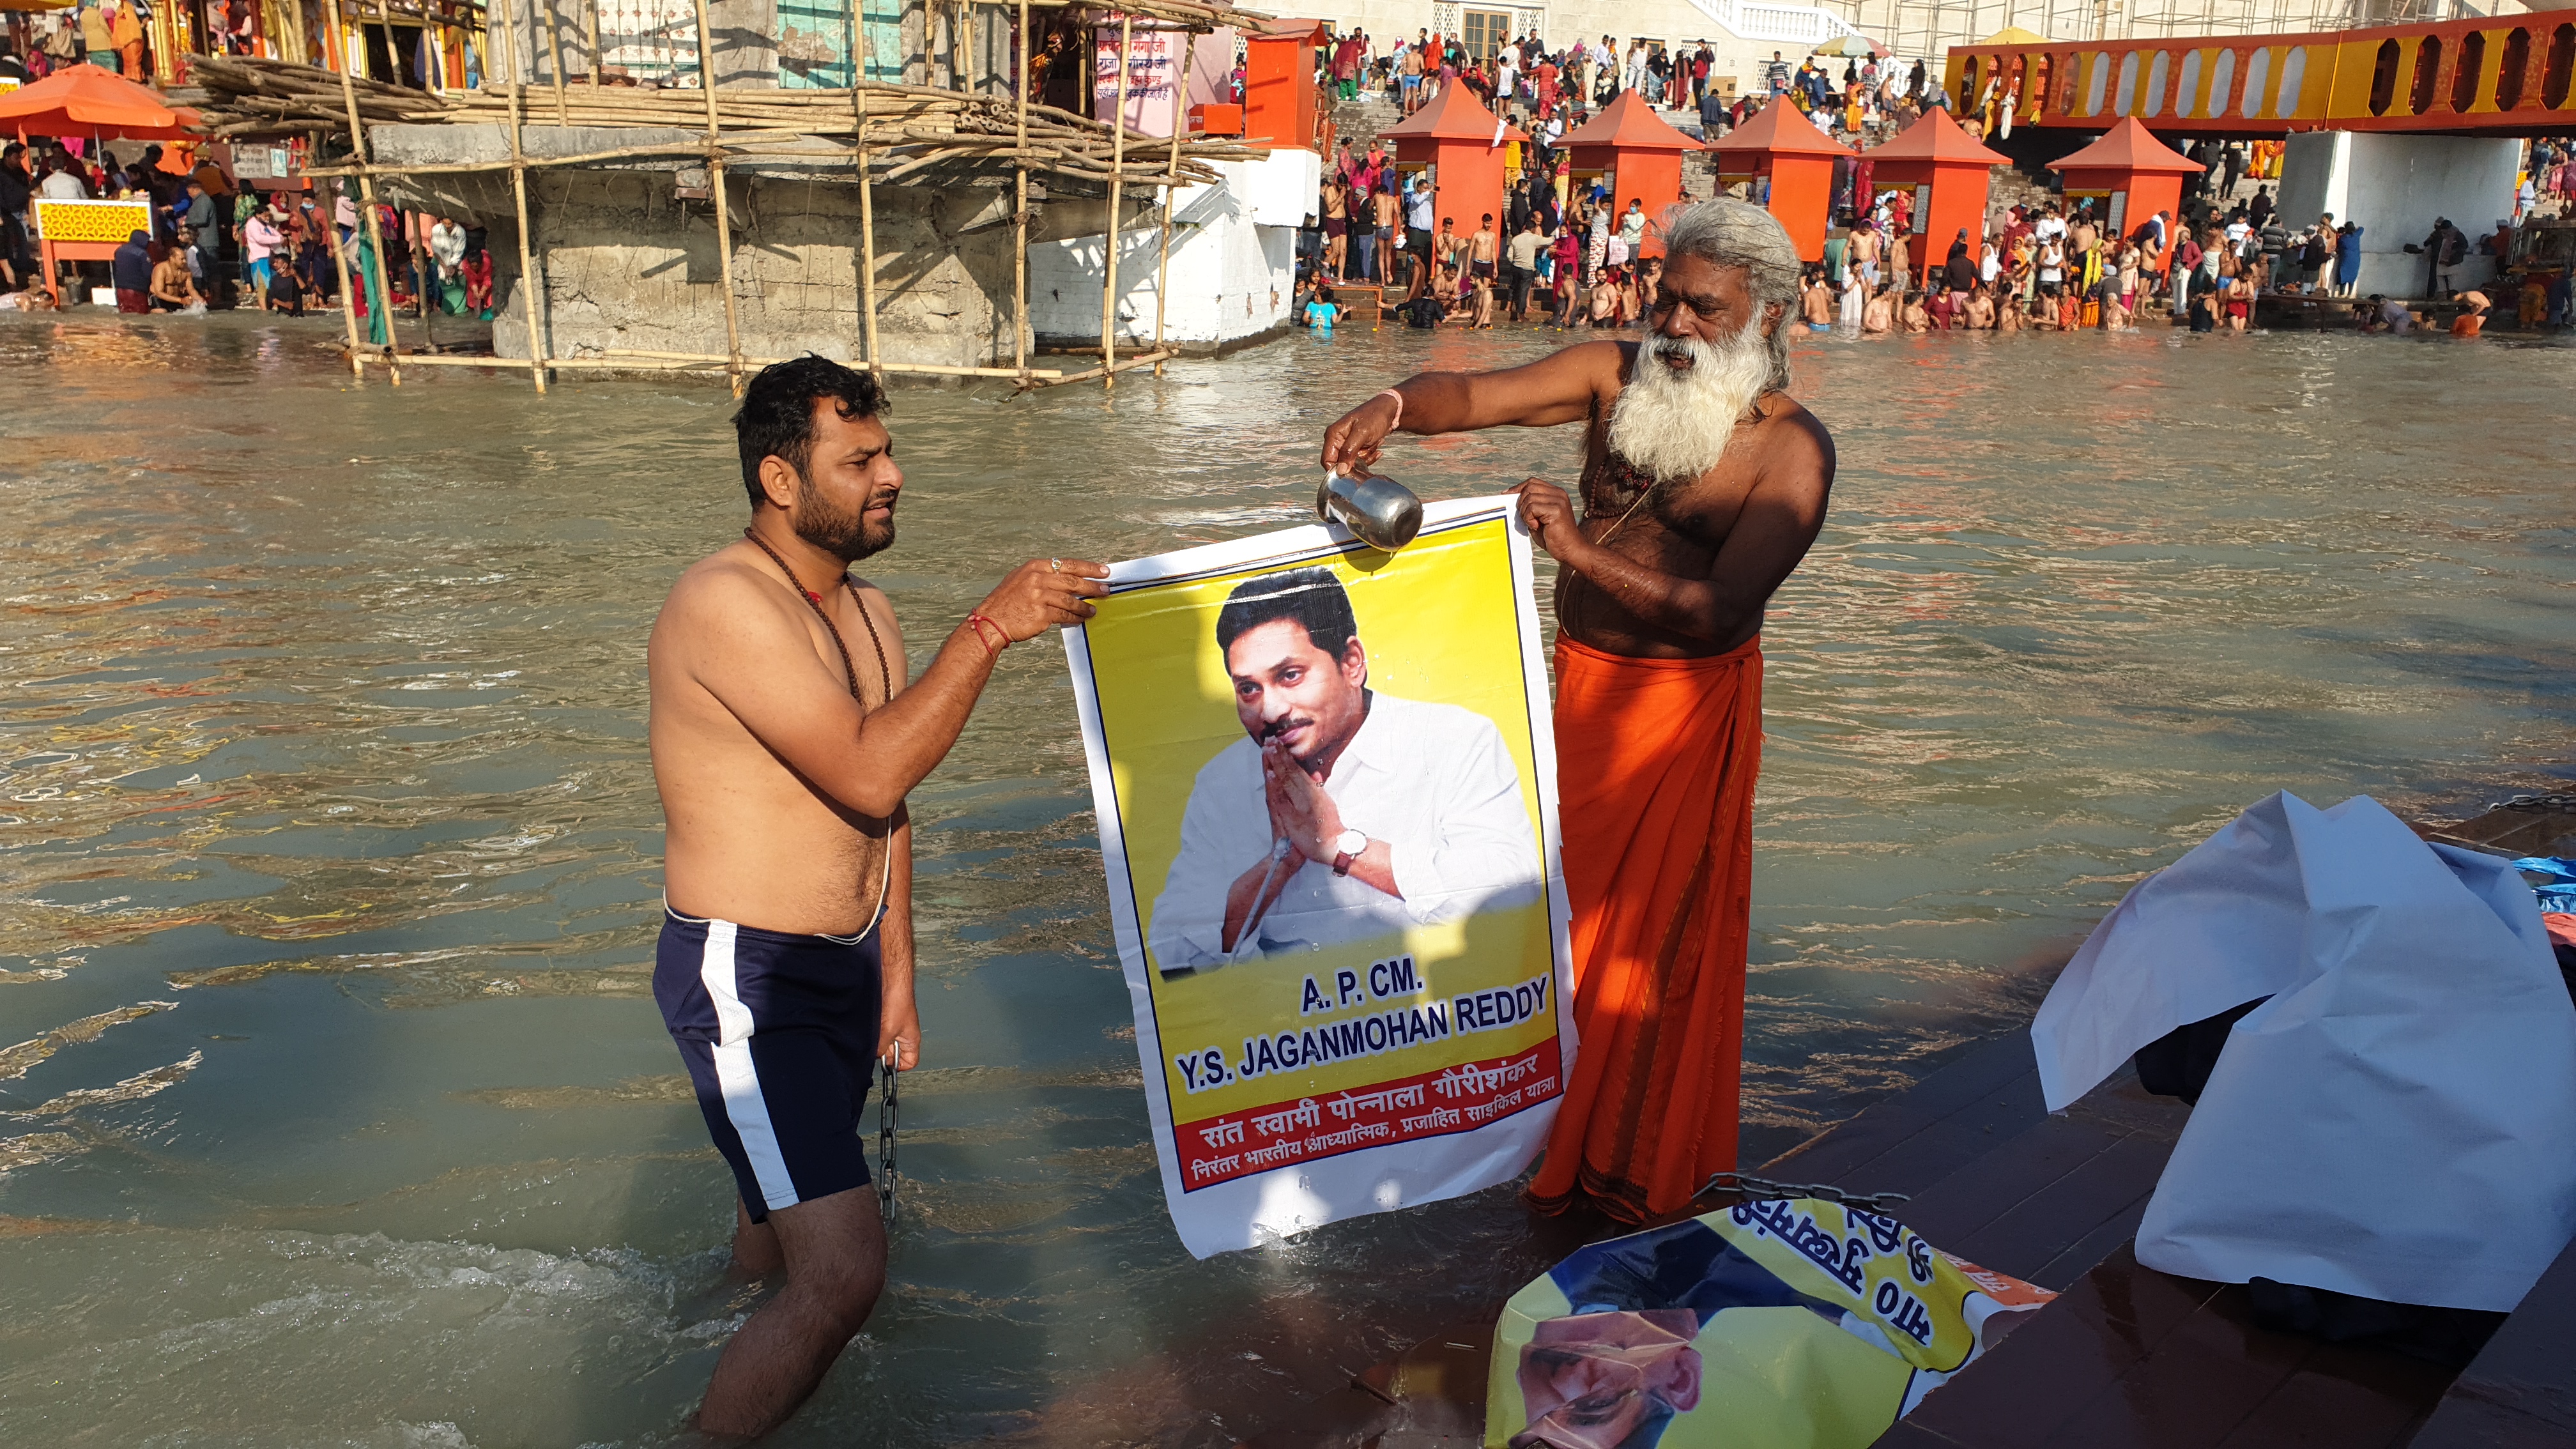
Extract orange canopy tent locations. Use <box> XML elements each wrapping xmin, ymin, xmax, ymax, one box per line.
<box><xmin>0</xmin><ymin>63</ymin><xmax>201</xmax><ymax>144</ymax></box>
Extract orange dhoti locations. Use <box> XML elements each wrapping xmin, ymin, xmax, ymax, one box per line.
<box><xmin>1529</xmin><ymin>635</ymin><xmax>1763</xmax><ymax>1223</ymax></box>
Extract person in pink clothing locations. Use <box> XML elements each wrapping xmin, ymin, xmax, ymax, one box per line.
<box><xmin>240</xmin><ymin>199</ymin><xmax>284</xmax><ymax>309</ymax></box>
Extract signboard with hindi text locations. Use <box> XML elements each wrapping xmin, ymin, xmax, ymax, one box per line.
<box><xmin>1091</xmin><ymin>20</ymin><xmax>1230</xmax><ymax>137</ymax></box>
<box><xmin>1065</xmin><ymin>498</ymin><xmax>1576</xmax><ymax>1259</ymax></box>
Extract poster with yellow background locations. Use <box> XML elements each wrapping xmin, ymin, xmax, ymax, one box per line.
<box><xmin>1066</xmin><ymin>498</ymin><xmax>1576</xmax><ymax>1259</ymax></box>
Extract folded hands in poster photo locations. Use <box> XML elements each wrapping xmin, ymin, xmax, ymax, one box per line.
<box><xmin>1148</xmin><ymin>564</ymin><xmax>1543</xmax><ymax>972</ymax></box>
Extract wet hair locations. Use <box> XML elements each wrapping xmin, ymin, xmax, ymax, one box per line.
<box><xmin>733</xmin><ymin>355</ymin><xmax>888</xmax><ymax>509</ymax></box>
<box><xmin>1215</xmin><ymin>567</ymin><xmax>1358</xmax><ymax>663</ymax></box>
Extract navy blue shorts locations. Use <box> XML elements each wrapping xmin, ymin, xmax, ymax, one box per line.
<box><xmin>654</xmin><ymin>907</ymin><xmax>881</xmax><ymax>1223</ymax></box>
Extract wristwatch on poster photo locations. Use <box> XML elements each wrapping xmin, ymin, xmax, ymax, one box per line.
<box><xmin>1332</xmin><ymin>829</ymin><xmax>1369</xmax><ymax>877</ymax></box>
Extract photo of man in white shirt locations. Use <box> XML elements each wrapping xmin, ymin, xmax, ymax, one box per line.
<box><xmin>1148</xmin><ymin>567</ymin><xmax>1542</xmax><ymax>973</ymax></box>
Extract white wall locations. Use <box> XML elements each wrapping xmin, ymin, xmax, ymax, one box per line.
<box><xmin>2278</xmin><ymin>132</ymin><xmax>2518</xmax><ymax>297</ymax></box>
<box><xmin>1027</xmin><ymin>150</ymin><xmax>1317</xmax><ymax>349</ymax></box>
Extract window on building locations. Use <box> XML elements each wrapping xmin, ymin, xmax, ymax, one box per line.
<box><xmin>1462</xmin><ymin>8</ymin><xmax>1511</xmax><ymax>65</ymax></box>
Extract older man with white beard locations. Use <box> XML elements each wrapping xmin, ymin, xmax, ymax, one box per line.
<box><xmin>1319</xmin><ymin>197</ymin><xmax>1834</xmax><ymax>1225</ymax></box>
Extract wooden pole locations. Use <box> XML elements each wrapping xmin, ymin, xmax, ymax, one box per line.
<box><xmin>326</xmin><ymin>176</ymin><xmax>365</xmax><ymax>378</ymax></box>
<box><xmin>857</xmin><ymin>94</ymin><xmax>880</xmax><ymax>373</ymax></box>
<box><xmin>498</xmin><ymin>0</ymin><xmax>550</xmax><ymax>391</ymax></box>
<box><xmin>1100</xmin><ymin>12</ymin><xmax>1129</xmax><ymax>390</ymax></box>
<box><xmin>365</xmin><ymin>351</ymin><xmax>1069</xmax><ymax>379</ymax></box>
<box><xmin>692</xmin><ymin>0</ymin><xmax>746</xmax><ymax>394</ymax></box>
<box><xmin>848</xmin><ymin>0</ymin><xmax>878</xmax><ymax>373</ymax></box>
<box><xmin>1151</xmin><ymin>31</ymin><xmax>1189</xmax><ymax>377</ymax></box>
<box><xmin>546</xmin><ymin>0</ymin><xmax>571</xmax><ymax>125</ymax></box>
<box><xmin>327</xmin><ymin>0</ymin><xmax>402</xmax><ymax>385</ymax></box>
<box><xmin>318</xmin><ymin>6</ymin><xmax>361</xmax><ymax>379</ymax></box>
<box><xmin>584</xmin><ymin>0</ymin><xmax>601</xmax><ymax>84</ymax></box>
<box><xmin>1012</xmin><ymin>0</ymin><xmax>1030</xmax><ymax>377</ymax></box>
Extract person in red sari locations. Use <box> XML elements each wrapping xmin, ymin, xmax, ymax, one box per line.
<box><xmin>1321</xmin><ymin>198</ymin><xmax>1832</xmax><ymax>1223</ymax></box>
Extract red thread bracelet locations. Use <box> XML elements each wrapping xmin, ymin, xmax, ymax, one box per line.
<box><xmin>963</xmin><ymin>612</ymin><xmax>1007</xmax><ymax>657</ymax></box>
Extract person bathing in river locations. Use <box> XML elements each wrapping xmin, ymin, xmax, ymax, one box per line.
<box><xmin>647</xmin><ymin>357</ymin><xmax>1108</xmax><ymax>1438</ymax></box>
<box><xmin>1319</xmin><ymin>197</ymin><xmax>1835</xmax><ymax>1223</ymax></box>
<box><xmin>1799</xmin><ymin>266</ymin><xmax>1834</xmax><ymax>330</ymax></box>
<box><xmin>1861</xmin><ymin>280</ymin><xmax>1895</xmax><ymax>334</ymax></box>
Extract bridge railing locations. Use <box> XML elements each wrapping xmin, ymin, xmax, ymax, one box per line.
<box><xmin>1944</xmin><ymin>12</ymin><xmax>2576</xmax><ymax>134</ymax></box>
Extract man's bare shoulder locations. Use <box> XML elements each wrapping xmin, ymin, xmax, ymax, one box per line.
<box><xmin>1751</xmin><ymin>392</ymin><xmax>1836</xmax><ymax>469</ymax></box>
<box><xmin>661</xmin><ymin>546</ymin><xmax>777</xmax><ymax>621</ymax></box>
<box><xmin>653</xmin><ymin>546</ymin><xmax>800</xmax><ymax>661</ymax></box>
<box><xmin>1524</xmin><ymin>337</ymin><xmax>1630</xmax><ymax>379</ymax></box>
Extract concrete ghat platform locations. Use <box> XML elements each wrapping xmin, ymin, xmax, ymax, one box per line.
<box><xmin>1253</xmin><ymin>1036</ymin><xmax>2574</xmax><ymax>1448</ymax></box>
<box><xmin>362</xmin><ymin>125</ymin><xmax>1313</xmax><ymax>371</ymax></box>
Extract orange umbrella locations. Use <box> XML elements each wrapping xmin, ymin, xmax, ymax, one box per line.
<box><xmin>0</xmin><ymin>63</ymin><xmax>198</xmax><ymax>143</ymax></box>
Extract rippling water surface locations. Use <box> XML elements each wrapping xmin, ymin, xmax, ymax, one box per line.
<box><xmin>3</xmin><ymin>311</ymin><xmax>2571</xmax><ymax>1447</ymax></box>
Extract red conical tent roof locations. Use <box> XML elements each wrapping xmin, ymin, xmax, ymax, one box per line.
<box><xmin>1865</xmin><ymin>107</ymin><xmax>2009</xmax><ymax>166</ymax></box>
<box><xmin>1707</xmin><ymin>96</ymin><xmax>1856</xmax><ymax>160</ymax></box>
<box><xmin>1381</xmin><ymin>80</ymin><xmax>1528</xmax><ymax>144</ymax></box>
<box><xmin>0</xmin><ymin>63</ymin><xmax>197</xmax><ymax>142</ymax></box>
<box><xmin>1558</xmin><ymin>90</ymin><xmax>1703</xmax><ymax>153</ymax></box>
<box><xmin>2047</xmin><ymin>116</ymin><xmax>2203</xmax><ymax>174</ymax></box>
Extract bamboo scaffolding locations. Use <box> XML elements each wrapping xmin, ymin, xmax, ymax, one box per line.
<box><xmin>545</xmin><ymin>0</ymin><xmax>569</xmax><ymax>125</ymax></box>
<box><xmin>1152</xmin><ymin>35</ymin><xmax>1191</xmax><ymax>379</ymax></box>
<box><xmin>1012</xmin><ymin>0</ymin><xmax>1030</xmax><ymax>379</ymax></box>
<box><xmin>188</xmin><ymin>0</ymin><xmax>1262</xmax><ymax>399</ymax></box>
<box><xmin>691</xmin><ymin>0</ymin><xmax>746</xmax><ymax>395</ymax></box>
<box><xmin>498</xmin><ymin>0</ymin><xmax>550</xmax><ymax>391</ymax></box>
<box><xmin>193</xmin><ymin>57</ymin><xmax>1262</xmax><ymax>185</ymax></box>
<box><xmin>327</xmin><ymin>0</ymin><xmax>402</xmax><ymax>385</ymax></box>
<box><xmin>848</xmin><ymin>0</ymin><xmax>876</xmax><ymax>375</ymax></box>
<box><xmin>326</xmin><ymin>183</ymin><xmax>365</xmax><ymax>376</ymax></box>
<box><xmin>362</xmin><ymin>350</ymin><xmax>1068</xmax><ymax>379</ymax></box>
<box><xmin>1100</xmin><ymin>13</ymin><xmax>1130</xmax><ymax>390</ymax></box>
<box><xmin>1032</xmin><ymin>348</ymin><xmax>1170</xmax><ymax>388</ymax></box>
<box><xmin>857</xmin><ymin>98</ymin><xmax>880</xmax><ymax>374</ymax></box>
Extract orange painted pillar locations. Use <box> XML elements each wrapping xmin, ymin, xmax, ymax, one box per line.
<box><xmin>1915</xmin><ymin>164</ymin><xmax>1991</xmax><ymax>284</ymax></box>
<box><xmin>1382</xmin><ymin>82</ymin><xmax>1527</xmax><ymax>249</ymax></box>
<box><xmin>1706</xmin><ymin>97</ymin><xmax>1855</xmax><ymax>266</ymax></box>
<box><xmin>1864</xmin><ymin>109</ymin><xmax>2010</xmax><ymax>286</ymax></box>
<box><xmin>1560</xmin><ymin>92</ymin><xmax>1700</xmax><ymax>257</ymax></box>
<box><xmin>1764</xmin><ymin>156</ymin><xmax>1837</xmax><ymax>262</ymax></box>
<box><xmin>2046</xmin><ymin>119</ymin><xmax>2203</xmax><ymax>261</ymax></box>
<box><xmin>1427</xmin><ymin>135</ymin><xmax>1508</xmax><ymax>235</ymax></box>
<box><xmin>1615</xmin><ymin>151</ymin><xmax>1683</xmax><ymax>256</ymax></box>
<box><xmin>1243</xmin><ymin>19</ymin><xmax>1325</xmax><ymax>148</ymax></box>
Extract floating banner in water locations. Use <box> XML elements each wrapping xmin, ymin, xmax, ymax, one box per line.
<box><xmin>1487</xmin><ymin>1199</ymin><xmax>2056</xmax><ymax>1449</ymax></box>
<box><xmin>1064</xmin><ymin>498</ymin><xmax>1575</xmax><ymax>1259</ymax></box>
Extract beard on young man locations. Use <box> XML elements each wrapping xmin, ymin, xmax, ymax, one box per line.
<box><xmin>792</xmin><ymin>468</ymin><xmax>898</xmax><ymax>562</ymax></box>
<box><xmin>1603</xmin><ymin>318</ymin><xmax>1777</xmax><ymax>485</ymax></box>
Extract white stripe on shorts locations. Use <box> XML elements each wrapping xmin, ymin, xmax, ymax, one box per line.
<box><xmin>698</xmin><ymin>920</ymin><xmax>798</xmax><ymax>1211</ymax></box>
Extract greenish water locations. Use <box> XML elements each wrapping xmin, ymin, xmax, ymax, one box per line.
<box><xmin>2</xmin><ymin>310</ymin><xmax>2570</xmax><ymax>1448</ymax></box>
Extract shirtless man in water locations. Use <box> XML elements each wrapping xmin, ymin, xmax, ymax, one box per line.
<box><xmin>1317</xmin><ymin>197</ymin><xmax>1833</xmax><ymax>1222</ymax></box>
<box><xmin>648</xmin><ymin>356</ymin><xmax>1108</xmax><ymax>1438</ymax></box>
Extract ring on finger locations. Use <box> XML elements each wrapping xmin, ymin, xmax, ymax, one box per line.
<box><xmin>1050</xmin><ymin>558</ymin><xmax>1061</xmax><ymax>572</ymax></box>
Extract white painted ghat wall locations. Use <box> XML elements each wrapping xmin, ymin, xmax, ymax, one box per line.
<box><xmin>1029</xmin><ymin>148</ymin><xmax>1322</xmax><ymax>351</ymax></box>
<box><xmin>1683</xmin><ymin>0</ymin><xmax>1869</xmax><ymax>47</ymax></box>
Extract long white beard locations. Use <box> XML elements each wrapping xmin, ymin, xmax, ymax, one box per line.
<box><xmin>1605</xmin><ymin>325</ymin><xmax>1773</xmax><ymax>484</ymax></box>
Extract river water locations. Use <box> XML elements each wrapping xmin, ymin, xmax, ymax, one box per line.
<box><xmin>3</xmin><ymin>310</ymin><xmax>2571</xmax><ymax>1448</ymax></box>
